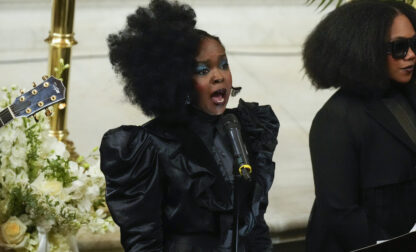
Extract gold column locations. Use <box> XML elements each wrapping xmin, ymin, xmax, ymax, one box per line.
<box><xmin>45</xmin><ymin>0</ymin><xmax>77</xmax><ymax>155</ymax></box>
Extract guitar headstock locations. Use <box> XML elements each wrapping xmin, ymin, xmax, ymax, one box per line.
<box><xmin>10</xmin><ymin>76</ymin><xmax>66</xmax><ymax>118</ymax></box>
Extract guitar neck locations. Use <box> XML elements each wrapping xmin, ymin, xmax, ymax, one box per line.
<box><xmin>0</xmin><ymin>106</ymin><xmax>14</xmax><ymax>127</ymax></box>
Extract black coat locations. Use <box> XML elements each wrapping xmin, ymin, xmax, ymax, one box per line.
<box><xmin>306</xmin><ymin>88</ymin><xmax>416</xmax><ymax>252</ymax></box>
<box><xmin>100</xmin><ymin>100</ymin><xmax>279</xmax><ymax>252</ymax></box>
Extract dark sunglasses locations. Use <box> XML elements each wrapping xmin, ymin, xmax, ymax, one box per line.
<box><xmin>387</xmin><ymin>35</ymin><xmax>416</xmax><ymax>59</ymax></box>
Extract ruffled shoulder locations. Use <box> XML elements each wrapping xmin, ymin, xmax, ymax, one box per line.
<box><xmin>233</xmin><ymin>99</ymin><xmax>279</xmax><ymax>154</ymax></box>
<box><xmin>100</xmin><ymin>125</ymin><xmax>155</xmax><ymax>182</ymax></box>
<box><xmin>230</xmin><ymin>99</ymin><xmax>279</xmax><ymax>236</ymax></box>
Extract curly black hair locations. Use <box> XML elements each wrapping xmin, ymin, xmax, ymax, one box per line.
<box><xmin>108</xmin><ymin>0</ymin><xmax>222</xmax><ymax>118</ymax></box>
<box><xmin>303</xmin><ymin>0</ymin><xmax>416</xmax><ymax>96</ymax></box>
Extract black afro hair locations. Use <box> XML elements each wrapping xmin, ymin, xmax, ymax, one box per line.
<box><xmin>302</xmin><ymin>0</ymin><xmax>416</xmax><ymax>96</ymax></box>
<box><xmin>108</xmin><ymin>0</ymin><xmax>201</xmax><ymax>118</ymax></box>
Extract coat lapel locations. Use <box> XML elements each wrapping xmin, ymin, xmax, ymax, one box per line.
<box><xmin>365</xmin><ymin>98</ymin><xmax>416</xmax><ymax>153</ymax></box>
<box><xmin>402</xmin><ymin>83</ymin><xmax>416</xmax><ymax>113</ymax></box>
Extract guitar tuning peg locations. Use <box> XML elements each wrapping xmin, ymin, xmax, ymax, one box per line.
<box><xmin>33</xmin><ymin>114</ymin><xmax>40</xmax><ymax>122</ymax></box>
<box><xmin>58</xmin><ymin>103</ymin><xmax>66</xmax><ymax>110</ymax></box>
<box><xmin>45</xmin><ymin>108</ymin><xmax>52</xmax><ymax>117</ymax></box>
<box><xmin>20</xmin><ymin>89</ymin><xmax>24</xmax><ymax>94</ymax></box>
<box><xmin>42</xmin><ymin>75</ymin><xmax>49</xmax><ymax>81</ymax></box>
<box><xmin>32</xmin><ymin>82</ymin><xmax>36</xmax><ymax>88</ymax></box>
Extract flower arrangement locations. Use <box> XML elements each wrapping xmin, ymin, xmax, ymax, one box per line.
<box><xmin>0</xmin><ymin>85</ymin><xmax>115</xmax><ymax>251</ymax></box>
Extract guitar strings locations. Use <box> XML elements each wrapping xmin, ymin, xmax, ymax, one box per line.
<box><xmin>0</xmin><ymin>107</ymin><xmax>13</xmax><ymax>126</ymax></box>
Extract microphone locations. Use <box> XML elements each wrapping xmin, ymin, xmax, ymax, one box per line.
<box><xmin>221</xmin><ymin>113</ymin><xmax>252</xmax><ymax>181</ymax></box>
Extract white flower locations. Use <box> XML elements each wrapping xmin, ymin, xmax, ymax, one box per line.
<box><xmin>95</xmin><ymin>208</ymin><xmax>106</xmax><ymax>218</ymax></box>
<box><xmin>64</xmin><ymin>179</ymin><xmax>85</xmax><ymax>201</ymax></box>
<box><xmin>10</xmin><ymin>117</ymin><xmax>24</xmax><ymax>128</ymax></box>
<box><xmin>15</xmin><ymin>171</ymin><xmax>29</xmax><ymax>185</ymax></box>
<box><xmin>17</xmin><ymin>215</ymin><xmax>33</xmax><ymax>227</ymax></box>
<box><xmin>51</xmin><ymin>141</ymin><xmax>68</xmax><ymax>159</ymax></box>
<box><xmin>0</xmin><ymin>120</ymin><xmax>25</xmax><ymax>145</ymax></box>
<box><xmin>48</xmin><ymin>233</ymin><xmax>72</xmax><ymax>252</ymax></box>
<box><xmin>36</xmin><ymin>219</ymin><xmax>54</xmax><ymax>235</ymax></box>
<box><xmin>0</xmin><ymin>129</ymin><xmax>16</xmax><ymax>150</ymax></box>
<box><xmin>31</xmin><ymin>174</ymin><xmax>65</xmax><ymax>199</ymax></box>
<box><xmin>0</xmin><ymin>216</ymin><xmax>27</xmax><ymax>245</ymax></box>
<box><xmin>0</xmin><ymin>85</ymin><xmax>114</xmax><ymax>250</ymax></box>
<box><xmin>1</xmin><ymin>169</ymin><xmax>19</xmax><ymax>188</ymax></box>
<box><xmin>9</xmin><ymin>145</ymin><xmax>28</xmax><ymax>168</ymax></box>
<box><xmin>68</xmin><ymin>161</ymin><xmax>83</xmax><ymax>177</ymax></box>
<box><xmin>44</xmin><ymin>138</ymin><xmax>69</xmax><ymax>160</ymax></box>
<box><xmin>78</xmin><ymin>198</ymin><xmax>93</xmax><ymax>213</ymax></box>
<box><xmin>39</xmin><ymin>134</ymin><xmax>69</xmax><ymax>160</ymax></box>
<box><xmin>86</xmin><ymin>160</ymin><xmax>102</xmax><ymax>178</ymax></box>
<box><xmin>86</xmin><ymin>185</ymin><xmax>100</xmax><ymax>199</ymax></box>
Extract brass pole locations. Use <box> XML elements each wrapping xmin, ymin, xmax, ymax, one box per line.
<box><xmin>45</xmin><ymin>0</ymin><xmax>77</xmax><ymax>156</ymax></box>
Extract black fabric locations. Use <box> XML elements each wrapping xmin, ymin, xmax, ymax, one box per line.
<box><xmin>383</xmin><ymin>92</ymin><xmax>416</xmax><ymax>146</ymax></box>
<box><xmin>306</xmin><ymin>88</ymin><xmax>416</xmax><ymax>252</ymax></box>
<box><xmin>100</xmin><ymin>99</ymin><xmax>279</xmax><ymax>252</ymax></box>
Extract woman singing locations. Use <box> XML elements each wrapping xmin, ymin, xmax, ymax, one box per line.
<box><xmin>99</xmin><ymin>0</ymin><xmax>279</xmax><ymax>251</ymax></box>
<box><xmin>303</xmin><ymin>0</ymin><xmax>416</xmax><ymax>251</ymax></box>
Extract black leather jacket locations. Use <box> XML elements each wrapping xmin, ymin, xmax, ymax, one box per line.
<box><xmin>100</xmin><ymin>100</ymin><xmax>279</xmax><ymax>252</ymax></box>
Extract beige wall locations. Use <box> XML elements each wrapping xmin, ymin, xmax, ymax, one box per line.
<box><xmin>0</xmin><ymin>0</ymin><xmax>337</xmax><ymax>241</ymax></box>
<box><xmin>0</xmin><ymin>0</ymin><xmax>331</xmax><ymax>155</ymax></box>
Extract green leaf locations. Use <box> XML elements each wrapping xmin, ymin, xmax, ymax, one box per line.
<box><xmin>76</xmin><ymin>155</ymin><xmax>85</xmax><ymax>163</ymax></box>
<box><xmin>318</xmin><ymin>0</ymin><xmax>333</xmax><ymax>9</ymax></box>
<box><xmin>43</xmin><ymin>156</ymin><xmax>77</xmax><ymax>187</ymax></box>
<box><xmin>323</xmin><ymin>0</ymin><xmax>336</xmax><ymax>9</ymax></box>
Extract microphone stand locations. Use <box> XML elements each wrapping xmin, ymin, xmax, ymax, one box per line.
<box><xmin>221</xmin><ymin>113</ymin><xmax>252</xmax><ymax>252</ymax></box>
<box><xmin>232</xmin><ymin>164</ymin><xmax>252</xmax><ymax>252</ymax></box>
<box><xmin>232</xmin><ymin>163</ymin><xmax>241</xmax><ymax>252</ymax></box>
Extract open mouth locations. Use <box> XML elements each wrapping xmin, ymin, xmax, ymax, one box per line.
<box><xmin>402</xmin><ymin>65</ymin><xmax>414</xmax><ymax>72</ymax></box>
<box><xmin>210</xmin><ymin>88</ymin><xmax>227</xmax><ymax>105</ymax></box>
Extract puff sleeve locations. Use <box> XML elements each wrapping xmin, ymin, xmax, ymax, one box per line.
<box><xmin>100</xmin><ymin>126</ymin><xmax>163</xmax><ymax>252</ymax></box>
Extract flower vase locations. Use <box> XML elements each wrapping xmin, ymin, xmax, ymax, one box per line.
<box><xmin>37</xmin><ymin>228</ymin><xmax>48</xmax><ymax>252</ymax></box>
<box><xmin>37</xmin><ymin>229</ymin><xmax>79</xmax><ymax>252</ymax></box>
<box><xmin>67</xmin><ymin>235</ymin><xmax>79</xmax><ymax>252</ymax></box>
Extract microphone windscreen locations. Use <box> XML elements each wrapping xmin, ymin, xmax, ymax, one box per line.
<box><xmin>221</xmin><ymin>113</ymin><xmax>240</xmax><ymax>130</ymax></box>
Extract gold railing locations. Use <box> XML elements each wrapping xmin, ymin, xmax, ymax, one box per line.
<box><xmin>45</xmin><ymin>0</ymin><xmax>78</xmax><ymax>158</ymax></box>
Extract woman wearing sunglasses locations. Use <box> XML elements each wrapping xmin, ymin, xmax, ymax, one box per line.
<box><xmin>303</xmin><ymin>1</ymin><xmax>416</xmax><ymax>251</ymax></box>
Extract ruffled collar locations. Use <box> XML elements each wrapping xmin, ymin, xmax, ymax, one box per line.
<box><xmin>188</xmin><ymin>107</ymin><xmax>221</xmax><ymax>146</ymax></box>
<box><xmin>189</xmin><ymin>106</ymin><xmax>221</xmax><ymax>122</ymax></box>
<box><xmin>146</xmin><ymin>99</ymin><xmax>279</xmax><ymax>240</ymax></box>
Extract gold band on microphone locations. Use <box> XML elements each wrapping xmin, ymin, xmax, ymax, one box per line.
<box><xmin>239</xmin><ymin>164</ymin><xmax>252</xmax><ymax>175</ymax></box>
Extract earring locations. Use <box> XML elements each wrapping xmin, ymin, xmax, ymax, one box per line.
<box><xmin>231</xmin><ymin>86</ymin><xmax>242</xmax><ymax>97</ymax></box>
<box><xmin>185</xmin><ymin>94</ymin><xmax>191</xmax><ymax>105</ymax></box>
